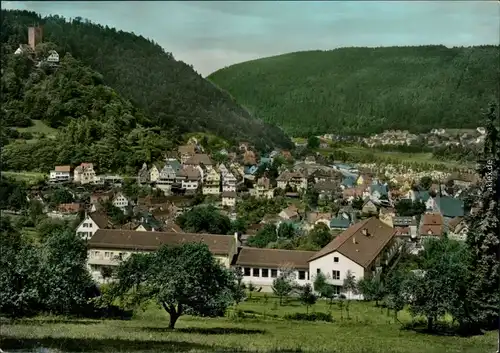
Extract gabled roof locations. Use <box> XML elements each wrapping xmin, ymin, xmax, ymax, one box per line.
<box><xmin>54</xmin><ymin>165</ymin><xmax>71</xmax><ymax>172</ymax></box>
<box><xmin>341</xmin><ymin>176</ymin><xmax>357</xmax><ymax>187</ymax></box>
<box><xmin>89</xmin><ymin>212</ymin><xmax>111</xmax><ymax>229</ymax></box>
<box><xmin>447</xmin><ymin>216</ymin><xmax>465</xmax><ymax>232</ymax></box>
<box><xmin>235</xmin><ymin>247</ymin><xmax>315</xmax><ymax>270</ymax></box>
<box><xmin>434</xmin><ymin>196</ymin><xmax>464</xmax><ymax>218</ymax></box>
<box><xmin>89</xmin><ymin>229</ymin><xmax>234</xmax><ymax>255</ymax></box>
<box><xmin>184</xmin><ymin>154</ymin><xmax>212</xmax><ymax>166</ymax></box>
<box><xmin>414</xmin><ymin>190</ymin><xmax>431</xmax><ymax>202</ymax></box>
<box><xmin>309</xmin><ymin>217</ymin><xmax>395</xmax><ymax>268</ymax></box>
<box><xmin>329</xmin><ymin>217</ymin><xmax>351</xmax><ymax>229</ymax></box>
<box><xmin>370</xmin><ymin>184</ymin><xmax>388</xmax><ymax>196</ymax></box>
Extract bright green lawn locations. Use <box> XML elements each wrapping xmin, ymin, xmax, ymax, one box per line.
<box><xmin>319</xmin><ymin>145</ymin><xmax>472</xmax><ymax>169</ymax></box>
<box><xmin>2</xmin><ymin>171</ymin><xmax>46</xmax><ymax>182</ymax></box>
<box><xmin>0</xmin><ymin>295</ymin><xmax>495</xmax><ymax>353</ymax></box>
<box><xmin>16</xmin><ymin>119</ymin><xmax>58</xmax><ymax>137</ymax></box>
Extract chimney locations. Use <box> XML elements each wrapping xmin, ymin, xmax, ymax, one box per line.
<box><xmin>361</xmin><ymin>228</ymin><xmax>369</xmax><ymax>236</ymax></box>
<box><xmin>234</xmin><ymin>232</ymin><xmax>242</xmax><ymax>248</ymax></box>
<box><xmin>352</xmin><ymin>236</ymin><xmax>356</xmax><ymax>244</ymax></box>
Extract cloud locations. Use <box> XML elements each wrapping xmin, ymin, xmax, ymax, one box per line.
<box><xmin>2</xmin><ymin>1</ymin><xmax>498</xmax><ymax>76</ymax></box>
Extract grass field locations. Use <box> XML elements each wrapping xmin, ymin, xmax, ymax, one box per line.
<box><xmin>1</xmin><ymin>295</ymin><xmax>495</xmax><ymax>353</ymax></box>
<box><xmin>319</xmin><ymin>146</ymin><xmax>472</xmax><ymax>169</ymax></box>
<box><xmin>2</xmin><ymin>171</ymin><xmax>46</xmax><ymax>182</ymax></box>
<box><xmin>16</xmin><ymin>120</ymin><xmax>58</xmax><ymax>138</ymax></box>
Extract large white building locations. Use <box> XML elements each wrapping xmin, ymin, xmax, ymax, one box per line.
<box><xmin>85</xmin><ymin>217</ymin><xmax>398</xmax><ymax>299</ymax></box>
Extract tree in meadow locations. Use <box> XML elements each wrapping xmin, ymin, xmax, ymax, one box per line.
<box><xmin>110</xmin><ymin>243</ymin><xmax>234</xmax><ymax>329</ymax></box>
<box><xmin>465</xmin><ymin>104</ymin><xmax>500</xmax><ymax>329</ymax></box>
<box><xmin>299</xmin><ymin>283</ymin><xmax>317</xmax><ymax>314</ymax></box>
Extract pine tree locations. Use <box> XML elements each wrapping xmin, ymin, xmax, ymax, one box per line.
<box><xmin>465</xmin><ymin>103</ymin><xmax>500</xmax><ymax>329</ymax></box>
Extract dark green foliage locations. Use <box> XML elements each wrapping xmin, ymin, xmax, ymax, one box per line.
<box><xmin>0</xmin><ymin>221</ymin><xmax>97</xmax><ymax>317</ymax></box>
<box><xmin>395</xmin><ymin>199</ymin><xmax>426</xmax><ymax>217</ymax></box>
<box><xmin>299</xmin><ymin>284</ymin><xmax>317</xmax><ymax>313</ymax></box>
<box><xmin>247</xmin><ymin>224</ymin><xmax>278</xmax><ymax>248</ymax></box>
<box><xmin>284</xmin><ymin>312</ymin><xmax>332</xmax><ymax>322</ymax></box>
<box><xmin>357</xmin><ymin>274</ymin><xmax>385</xmax><ymax>305</ymax></box>
<box><xmin>0</xmin><ymin>176</ymin><xmax>28</xmax><ymax>210</ymax></box>
<box><xmin>176</xmin><ymin>205</ymin><xmax>232</xmax><ymax>234</ymax></box>
<box><xmin>465</xmin><ymin>104</ymin><xmax>500</xmax><ymax>328</ymax></box>
<box><xmin>1</xmin><ymin>10</ymin><xmax>292</xmax><ymax>151</ymax></box>
<box><xmin>308</xmin><ymin>224</ymin><xmax>332</xmax><ymax>248</ymax></box>
<box><xmin>419</xmin><ymin>176</ymin><xmax>433</xmax><ymax>190</ymax></box>
<box><xmin>209</xmin><ymin>46</ymin><xmax>499</xmax><ymax>136</ymax></box>
<box><xmin>307</xmin><ymin>136</ymin><xmax>320</xmax><ymax>149</ymax></box>
<box><xmin>110</xmin><ymin>242</ymin><xmax>235</xmax><ymax>329</ymax></box>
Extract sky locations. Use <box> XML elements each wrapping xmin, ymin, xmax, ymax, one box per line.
<box><xmin>2</xmin><ymin>1</ymin><xmax>499</xmax><ymax>76</ymax></box>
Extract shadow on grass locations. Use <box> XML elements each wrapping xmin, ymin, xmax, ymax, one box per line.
<box><xmin>142</xmin><ymin>326</ymin><xmax>266</xmax><ymax>335</ymax></box>
<box><xmin>401</xmin><ymin>321</ymin><xmax>484</xmax><ymax>337</ymax></box>
<box><xmin>4</xmin><ymin>318</ymin><xmax>101</xmax><ymax>326</ymax></box>
<box><xmin>0</xmin><ymin>336</ymin><xmax>214</xmax><ymax>352</ymax></box>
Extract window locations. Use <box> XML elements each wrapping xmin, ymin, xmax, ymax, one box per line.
<box><xmin>332</xmin><ymin>270</ymin><xmax>340</xmax><ymax>280</ymax></box>
<box><xmin>333</xmin><ymin>285</ymin><xmax>342</xmax><ymax>295</ymax></box>
<box><xmin>244</xmin><ymin>267</ymin><xmax>251</xmax><ymax>276</ymax></box>
<box><xmin>317</xmin><ymin>268</ymin><xmax>321</xmax><ymax>274</ymax></box>
<box><xmin>271</xmin><ymin>269</ymin><xmax>278</xmax><ymax>278</ymax></box>
<box><xmin>104</xmin><ymin>252</ymin><xmax>111</xmax><ymax>258</ymax></box>
<box><xmin>261</xmin><ymin>269</ymin><xmax>269</xmax><ymax>277</ymax></box>
<box><xmin>334</xmin><ymin>257</ymin><xmax>339</xmax><ymax>263</ymax></box>
<box><xmin>252</xmin><ymin>268</ymin><xmax>260</xmax><ymax>277</ymax></box>
<box><xmin>298</xmin><ymin>271</ymin><xmax>306</xmax><ymax>280</ymax></box>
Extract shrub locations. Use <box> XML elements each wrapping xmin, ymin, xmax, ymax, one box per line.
<box><xmin>284</xmin><ymin>312</ymin><xmax>333</xmax><ymax>322</ymax></box>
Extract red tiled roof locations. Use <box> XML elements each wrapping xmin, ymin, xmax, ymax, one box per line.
<box><xmin>309</xmin><ymin>217</ymin><xmax>395</xmax><ymax>268</ymax></box>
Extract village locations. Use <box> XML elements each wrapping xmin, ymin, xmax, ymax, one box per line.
<box><xmin>27</xmin><ymin>136</ymin><xmax>478</xmax><ymax>291</ymax></box>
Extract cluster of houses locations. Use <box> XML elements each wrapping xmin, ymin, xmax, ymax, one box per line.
<box><xmin>362</xmin><ymin>127</ymin><xmax>486</xmax><ymax>148</ymax></box>
<box><xmin>40</xmin><ymin>138</ymin><xmax>481</xmax><ymax>295</ymax></box>
<box><xmin>14</xmin><ymin>26</ymin><xmax>60</xmax><ymax>67</ymax></box>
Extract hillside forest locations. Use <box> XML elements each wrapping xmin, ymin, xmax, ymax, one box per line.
<box><xmin>0</xmin><ymin>10</ymin><xmax>293</xmax><ymax>174</ymax></box>
<box><xmin>208</xmin><ymin>46</ymin><xmax>499</xmax><ymax>136</ymax></box>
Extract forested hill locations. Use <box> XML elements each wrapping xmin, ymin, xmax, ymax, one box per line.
<box><xmin>208</xmin><ymin>46</ymin><xmax>499</xmax><ymax>136</ymax></box>
<box><xmin>0</xmin><ymin>10</ymin><xmax>292</xmax><ymax>150</ymax></box>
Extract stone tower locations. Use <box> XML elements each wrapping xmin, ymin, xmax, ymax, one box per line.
<box><xmin>28</xmin><ymin>26</ymin><xmax>43</xmax><ymax>51</ymax></box>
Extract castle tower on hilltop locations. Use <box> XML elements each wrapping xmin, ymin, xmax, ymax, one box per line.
<box><xmin>28</xmin><ymin>25</ymin><xmax>43</xmax><ymax>51</ymax></box>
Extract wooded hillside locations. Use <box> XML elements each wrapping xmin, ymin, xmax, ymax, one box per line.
<box><xmin>0</xmin><ymin>10</ymin><xmax>292</xmax><ymax>152</ymax></box>
<box><xmin>208</xmin><ymin>46</ymin><xmax>499</xmax><ymax>136</ymax></box>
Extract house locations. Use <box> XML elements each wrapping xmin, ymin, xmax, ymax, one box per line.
<box><xmin>49</xmin><ymin>165</ymin><xmax>71</xmax><ymax>183</ymax></box>
<box><xmin>235</xmin><ymin>248</ymin><xmax>315</xmax><ymax>292</ymax></box>
<box><xmin>253</xmin><ymin>177</ymin><xmax>274</xmax><ymax>199</ymax></box>
<box><xmin>476</xmin><ymin>127</ymin><xmax>486</xmax><ymax>135</ymax></box>
<box><xmin>14</xmin><ymin>44</ymin><xmax>34</xmax><ymax>56</ymax></box>
<box><xmin>149</xmin><ymin>165</ymin><xmax>161</xmax><ymax>183</ymax></box>
<box><xmin>176</xmin><ymin>166</ymin><xmax>201</xmax><ymax>190</ymax></box>
<box><xmin>305</xmin><ymin>212</ymin><xmax>332</xmax><ymax>230</ymax></box>
<box><xmin>276</xmin><ymin>171</ymin><xmax>307</xmax><ymax>191</ymax></box>
<box><xmin>314</xmin><ymin>181</ymin><xmax>339</xmax><ymax>200</ymax></box>
<box><xmin>279</xmin><ymin>204</ymin><xmax>300</xmax><ymax>221</ymax></box>
<box><xmin>221</xmin><ymin>191</ymin><xmax>237</xmax><ymax>207</ymax></box>
<box><xmin>87</xmin><ymin>229</ymin><xmax>239</xmax><ymax>283</ymax></box>
<box><xmin>341</xmin><ymin>176</ymin><xmax>357</xmax><ymax>189</ymax></box>
<box><xmin>203</xmin><ymin>168</ymin><xmax>221</xmax><ymax>195</ymax></box>
<box><xmin>46</xmin><ymin>50</ymin><xmax>59</xmax><ymax>63</ymax></box>
<box><xmin>370</xmin><ymin>183</ymin><xmax>388</xmax><ymax>201</ymax></box>
<box><xmin>137</xmin><ymin>163</ymin><xmax>150</xmax><ymax>185</ymax></box>
<box><xmin>244</xmin><ymin>165</ymin><xmax>258</xmax><ymax>176</ymax></box>
<box><xmin>218</xmin><ymin>163</ymin><xmax>229</xmax><ymax>176</ymax></box>
<box><xmin>112</xmin><ymin>192</ymin><xmax>129</xmax><ymax>213</ymax></box>
<box><xmin>342</xmin><ymin>186</ymin><xmax>366</xmax><ymax>201</ymax></box>
<box><xmin>308</xmin><ymin>217</ymin><xmax>398</xmax><ymax>299</ymax></box>
<box><xmin>57</xmin><ymin>202</ymin><xmax>83</xmax><ymax>214</ymax></box>
<box><xmin>407</xmin><ymin>190</ymin><xmax>431</xmax><ymax>203</ymax></box>
<box><xmin>304</xmin><ymin>156</ymin><xmax>316</xmax><ymax>164</ymax></box>
<box><xmin>447</xmin><ymin>216</ymin><xmax>468</xmax><ymax>241</ymax></box>
<box><xmin>429</xmin><ymin>195</ymin><xmax>464</xmax><ymax>220</ymax></box>
<box><xmin>361</xmin><ymin>199</ymin><xmax>378</xmax><ymax>215</ymax></box>
<box><xmin>446</xmin><ymin>173</ymin><xmax>479</xmax><ymax>188</ymax></box>
<box><xmin>178</xmin><ymin>144</ymin><xmax>196</xmax><ymax>164</ymax></box>
<box><xmin>90</xmin><ymin>192</ymin><xmax>113</xmax><ymax>212</ymax></box>
<box><xmin>157</xmin><ymin>164</ymin><xmax>177</xmax><ymax>185</ymax></box>
<box><xmin>419</xmin><ymin>213</ymin><xmax>444</xmax><ymax>238</ymax></box>
<box><xmin>222</xmin><ymin>170</ymin><xmax>237</xmax><ymax>192</ymax></box>
<box><xmin>184</xmin><ymin>154</ymin><xmax>213</xmax><ymax>170</ymax></box>
<box><xmin>74</xmin><ymin>163</ymin><xmax>97</xmax><ymax>184</ymax></box>
<box><xmin>329</xmin><ymin>215</ymin><xmax>351</xmax><ymax>231</ymax></box>
<box><xmin>356</xmin><ymin>174</ymin><xmax>372</xmax><ymax>187</ymax></box>
<box><xmin>75</xmin><ymin>212</ymin><xmax>112</xmax><ymax>240</ymax></box>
